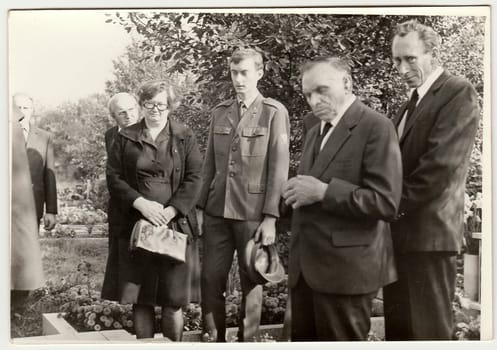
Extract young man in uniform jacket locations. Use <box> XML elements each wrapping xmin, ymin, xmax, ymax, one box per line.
<box><xmin>384</xmin><ymin>20</ymin><xmax>480</xmax><ymax>340</ymax></box>
<box><xmin>197</xmin><ymin>48</ymin><xmax>290</xmax><ymax>342</ymax></box>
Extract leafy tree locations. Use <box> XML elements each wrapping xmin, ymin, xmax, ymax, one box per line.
<box><xmin>38</xmin><ymin>94</ymin><xmax>111</xmax><ymax>186</ymax></box>
<box><xmin>106</xmin><ymin>12</ymin><xmax>485</xmax><ymax>188</ymax></box>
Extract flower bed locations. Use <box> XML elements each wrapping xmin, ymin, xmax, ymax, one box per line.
<box><xmin>61</xmin><ymin>280</ymin><xmax>288</xmax><ymax>334</ymax></box>
<box><xmin>57</xmin><ymin>206</ymin><xmax>107</xmax><ymax>225</ymax></box>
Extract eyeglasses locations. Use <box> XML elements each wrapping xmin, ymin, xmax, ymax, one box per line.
<box><xmin>142</xmin><ymin>102</ymin><xmax>168</xmax><ymax>111</ymax></box>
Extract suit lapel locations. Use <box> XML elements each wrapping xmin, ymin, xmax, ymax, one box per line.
<box><xmin>298</xmin><ymin>125</ymin><xmax>319</xmax><ymax>175</ymax></box>
<box><xmin>393</xmin><ymin>101</ymin><xmax>408</xmax><ymax>129</ymax></box>
<box><xmin>309</xmin><ymin>100</ymin><xmax>362</xmax><ymax>179</ymax></box>
<box><xmin>399</xmin><ymin>71</ymin><xmax>450</xmax><ymax>144</ymax></box>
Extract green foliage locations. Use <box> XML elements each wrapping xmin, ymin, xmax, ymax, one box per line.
<box><xmin>38</xmin><ymin>94</ymin><xmax>111</xmax><ymax>182</ymax></box>
<box><xmin>106</xmin><ymin>12</ymin><xmax>485</xmax><ymax>182</ymax></box>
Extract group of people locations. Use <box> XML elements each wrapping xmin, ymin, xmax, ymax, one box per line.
<box><xmin>11</xmin><ymin>20</ymin><xmax>479</xmax><ymax>342</ymax></box>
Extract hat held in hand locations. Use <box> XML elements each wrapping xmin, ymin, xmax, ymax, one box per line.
<box><xmin>245</xmin><ymin>238</ymin><xmax>285</xmax><ymax>285</ymax></box>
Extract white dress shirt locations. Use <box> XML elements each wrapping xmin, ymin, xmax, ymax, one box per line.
<box><xmin>318</xmin><ymin>95</ymin><xmax>356</xmax><ymax>151</ymax></box>
<box><xmin>397</xmin><ymin>66</ymin><xmax>444</xmax><ymax>137</ymax></box>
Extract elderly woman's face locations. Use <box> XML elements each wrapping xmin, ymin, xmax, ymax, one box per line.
<box><xmin>142</xmin><ymin>91</ymin><xmax>169</xmax><ymax>126</ymax></box>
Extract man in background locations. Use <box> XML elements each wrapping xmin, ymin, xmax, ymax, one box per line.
<box><xmin>13</xmin><ymin>93</ymin><xmax>57</xmax><ymax>231</ymax></box>
<box><xmin>104</xmin><ymin>92</ymin><xmax>140</xmax><ymax>153</ymax></box>
<box><xmin>384</xmin><ymin>20</ymin><xmax>479</xmax><ymax>340</ymax></box>
<box><xmin>101</xmin><ymin>92</ymin><xmax>140</xmax><ymax>301</ymax></box>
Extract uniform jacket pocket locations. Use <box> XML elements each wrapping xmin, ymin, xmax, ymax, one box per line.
<box><xmin>241</xmin><ymin>127</ymin><xmax>268</xmax><ymax>156</ymax></box>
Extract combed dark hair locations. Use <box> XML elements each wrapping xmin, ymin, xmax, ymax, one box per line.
<box><xmin>229</xmin><ymin>48</ymin><xmax>264</xmax><ymax>70</ymax></box>
<box><xmin>136</xmin><ymin>80</ymin><xmax>181</xmax><ymax>111</ymax></box>
<box><xmin>300</xmin><ymin>56</ymin><xmax>352</xmax><ymax>78</ymax></box>
<box><xmin>393</xmin><ymin>20</ymin><xmax>441</xmax><ymax>53</ymax></box>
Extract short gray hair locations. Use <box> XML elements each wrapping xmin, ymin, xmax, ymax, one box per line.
<box><xmin>393</xmin><ymin>20</ymin><xmax>441</xmax><ymax>53</ymax></box>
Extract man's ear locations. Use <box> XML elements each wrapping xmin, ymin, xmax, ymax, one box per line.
<box><xmin>430</xmin><ymin>47</ymin><xmax>440</xmax><ymax>65</ymax></box>
<box><xmin>343</xmin><ymin>76</ymin><xmax>353</xmax><ymax>93</ymax></box>
<box><xmin>257</xmin><ymin>68</ymin><xmax>264</xmax><ymax>81</ymax></box>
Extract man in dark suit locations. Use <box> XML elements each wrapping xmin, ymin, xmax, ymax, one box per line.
<box><xmin>197</xmin><ymin>48</ymin><xmax>290</xmax><ymax>342</ymax></box>
<box><xmin>383</xmin><ymin>20</ymin><xmax>479</xmax><ymax>340</ymax></box>
<box><xmin>101</xmin><ymin>92</ymin><xmax>139</xmax><ymax>301</ymax></box>
<box><xmin>282</xmin><ymin>57</ymin><xmax>402</xmax><ymax>341</ymax></box>
<box><xmin>13</xmin><ymin>93</ymin><xmax>57</xmax><ymax>230</ymax></box>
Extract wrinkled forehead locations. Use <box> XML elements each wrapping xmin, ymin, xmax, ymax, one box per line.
<box><xmin>114</xmin><ymin>95</ymin><xmax>138</xmax><ymax>109</ymax></box>
<box><xmin>392</xmin><ymin>32</ymin><xmax>427</xmax><ymax>55</ymax></box>
<box><xmin>302</xmin><ymin>63</ymin><xmax>345</xmax><ymax>87</ymax></box>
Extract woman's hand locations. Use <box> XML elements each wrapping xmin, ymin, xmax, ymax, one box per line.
<box><xmin>163</xmin><ymin>206</ymin><xmax>179</xmax><ymax>224</ymax></box>
<box><xmin>133</xmin><ymin>197</ymin><xmax>169</xmax><ymax>226</ymax></box>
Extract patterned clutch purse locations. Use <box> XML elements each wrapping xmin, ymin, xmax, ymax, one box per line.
<box><xmin>129</xmin><ymin>219</ymin><xmax>187</xmax><ymax>263</ymax></box>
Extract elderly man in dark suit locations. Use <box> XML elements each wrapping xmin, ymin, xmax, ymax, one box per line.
<box><xmin>13</xmin><ymin>93</ymin><xmax>57</xmax><ymax>231</ymax></box>
<box><xmin>383</xmin><ymin>20</ymin><xmax>480</xmax><ymax>340</ymax></box>
<box><xmin>101</xmin><ymin>92</ymin><xmax>140</xmax><ymax>301</ymax></box>
<box><xmin>197</xmin><ymin>48</ymin><xmax>290</xmax><ymax>342</ymax></box>
<box><xmin>282</xmin><ymin>57</ymin><xmax>402</xmax><ymax>341</ymax></box>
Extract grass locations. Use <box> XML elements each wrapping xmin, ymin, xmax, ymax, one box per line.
<box><xmin>40</xmin><ymin>238</ymin><xmax>108</xmax><ymax>288</ymax></box>
<box><xmin>11</xmin><ymin>238</ymin><xmax>109</xmax><ymax>338</ymax></box>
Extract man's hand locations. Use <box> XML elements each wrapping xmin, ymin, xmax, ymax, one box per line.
<box><xmin>282</xmin><ymin>175</ymin><xmax>328</xmax><ymax>209</ymax></box>
<box><xmin>43</xmin><ymin>213</ymin><xmax>56</xmax><ymax>231</ymax></box>
<box><xmin>133</xmin><ymin>197</ymin><xmax>169</xmax><ymax>226</ymax></box>
<box><xmin>254</xmin><ymin>216</ymin><xmax>276</xmax><ymax>246</ymax></box>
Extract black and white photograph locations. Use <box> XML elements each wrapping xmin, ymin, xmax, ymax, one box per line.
<box><xmin>3</xmin><ymin>1</ymin><xmax>493</xmax><ymax>348</ymax></box>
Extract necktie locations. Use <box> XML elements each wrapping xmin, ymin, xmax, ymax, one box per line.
<box><xmin>398</xmin><ymin>89</ymin><xmax>419</xmax><ymax>137</ymax></box>
<box><xmin>239</xmin><ymin>102</ymin><xmax>247</xmax><ymax>118</ymax></box>
<box><xmin>405</xmin><ymin>89</ymin><xmax>419</xmax><ymax>123</ymax></box>
<box><xmin>314</xmin><ymin>122</ymin><xmax>332</xmax><ymax>158</ymax></box>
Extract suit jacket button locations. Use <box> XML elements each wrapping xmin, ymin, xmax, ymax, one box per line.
<box><xmin>232</xmin><ymin>147</ymin><xmax>237</xmax><ymax>152</ymax></box>
<box><xmin>229</xmin><ymin>172</ymin><xmax>235</xmax><ymax>177</ymax></box>
<box><xmin>175</xmin><ymin>167</ymin><xmax>180</xmax><ymax>172</ymax></box>
<box><xmin>230</xmin><ymin>160</ymin><xmax>235</xmax><ymax>165</ymax></box>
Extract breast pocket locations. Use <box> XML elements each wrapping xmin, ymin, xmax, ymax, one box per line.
<box><xmin>240</xmin><ymin>127</ymin><xmax>268</xmax><ymax>156</ymax></box>
<box><xmin>213</xmin><ymin>125</ymin><xmax>232</xmax><ymax>155</ymax></box>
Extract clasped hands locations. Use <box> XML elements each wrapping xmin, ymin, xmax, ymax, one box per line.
<box><xmin>133</xmin><ymin>197</ymin><xmax>178</xmax><ymax>226</ymax></box>
<box><xmin>282</xmin><ymin>175</ymin><xmax>328</xmax><ymax>209</ymax></box>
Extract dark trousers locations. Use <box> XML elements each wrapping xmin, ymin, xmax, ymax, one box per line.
<box><xmin>201</xmin><ymin>214</ymin><xmax>262</xmax><ymax>342</ymax></box>
<box><xmin>383</xmin><ymin>252</ymin><xmax>457</xmax><ymax>340</ymax></box>
<box><xmin>291</xmin><ymin>275</ymin><xmax>376</xmax><ymax>341</ymax></box>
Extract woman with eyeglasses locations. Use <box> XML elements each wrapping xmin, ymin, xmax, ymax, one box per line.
<box><xmin>105</xmin><ymin>80</ymin><xmax>202</xmax><ymax>340</ymax></box>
